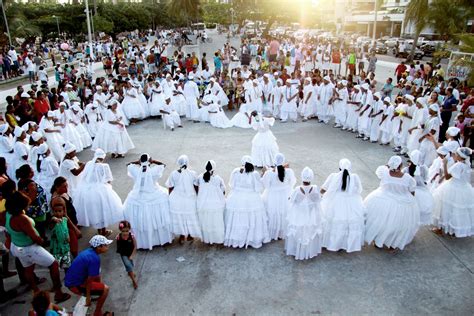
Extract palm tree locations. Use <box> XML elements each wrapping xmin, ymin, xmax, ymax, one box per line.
<box><xmin>404</xmin><ymin>0</ymin><xmax>429</xmax><ymax>62</ymax></box>
<box><xmin>167</xmin><ymin>0</ymin><xmax>201</xmax><ymax>25</ymax></box>
<box><xmin>428</xmin><ymin>0</ymin><xmax>471</xmax><ymax>41</ymax></box>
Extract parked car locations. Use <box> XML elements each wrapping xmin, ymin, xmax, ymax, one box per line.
<box><xmin>374</xmin><ymin>42</ymin><xmax>388</xmax><ymax>54</ymax></box>
<box><xmin>384</xmin><ymin>38</ymin><xmax>401</xmax><ymax>48</ymax></box>
<box><xmin>393</xmin><ymin>48</ymin><xmax>425</xmax><ymax>60</ymax></box>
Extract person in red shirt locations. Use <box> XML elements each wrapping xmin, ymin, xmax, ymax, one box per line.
<box><xmin>394</xmin><ymin>61</ymin><xmax>407</xmax><ymax>84</ymax></box>
<box><xmin>279</xmin><ymin>68</ymin><xmax>290</xmax><ymax>84</ymax></box>
<box><xmin>33</xmin><ymin>91</ymin><xmax>50</xmax><ymax>123</ymax></box>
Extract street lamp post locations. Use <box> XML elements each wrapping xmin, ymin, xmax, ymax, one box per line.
<box><xmin>84</xmin><ymin>0</ymin><xmax>94</xmax><ymax>60</ymax></box>
<box><xmin>52</xmin><ymin>15</ymin><xmax>60</xmax><ymax>39</ymax></box>
<box><xmin>0</xmin><ymin>0</ymin><xmax>12</xmax><ymax>47</ymax></box>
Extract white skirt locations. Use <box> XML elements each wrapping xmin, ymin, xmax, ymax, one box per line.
<box><xmin>415</xmin><ymin>186</ymin><xmax>434</xmax><ymax>226</ymax></box>
<box><xmin>321</xmin><ymin>192</ymin><xmax>365</xmax><ymax>252</ymax></box>
<box><xmin>209</xmin><ymin>112</ymin><xmax>232</xmax><ymax>129</ymax></box>
<box><xmin>251</xmin><ymin>130</ymin><xmax>279</xmax><ymax>167</ymax></box>
<box><xmin>62</xmin><ymin>125</ymin><xmax>84</xmax><ymax>152</ymax></box>
<box><xmin>124</xmin><ymin>189</ymin><xmax>173</xmax><ymax>249</ymax></box>
<box><xmin>263</xmin><ymin>187</ymin><xmax>291</xmax><ymax>241</ymax></box>
<box><xmin>92</xmin><ymin>124</ymin><xmax>135</xmax><ymax>155</ymax></box>
<box><xmin>74</xmin><ymin>183</ymin><xmax>124</xmax><ymax>229</ymax></box>
<box><xmin>75</xmin><ymin>123</ymin><xmax>93</xmax><ymax>148</ymax></box>
<box><xmin>432</xmin><ymin>179</ymin><xmax>474</xmax><ymax>237</ymax></box>
<box><xmin>364</xmin><ymin>189</ymin><xmax>420</xmax><ymax>250</ymax></box>
<box><xmin>230</xmin><ymin>112</ymin><xmax>252</xmax><ymax>128</ymax></box>
<box><xmin>122</xmin><ymin>97</ymin><xmax>145</xmax><ymax>120</ymax></box>
<box><xmin>169</xmin><ymin>192</ymin><xmax>202</xmax><ymax>238</ymax></box>
<box><xmin>224</xmin><ymin>190</ymin><xmax>270</xmax><ymax>248</ymax></box>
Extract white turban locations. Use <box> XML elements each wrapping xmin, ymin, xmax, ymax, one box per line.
<box><xmin>21</xmin><ymin>92</ymin><xmax>30</xmax><ymax>98</ymax></box>
<box><xmin>274</xmin><ymin>153</ymin><xmax>285</xmax><ymax>166</ymax></box>
<box><xmin>277</xmin><ymin>79</ymin><xmax>283</xmax><ymax>85</ymax></box>
<box><xmin>13</xmin><ymin>126</ymin><xmax>24</xmax><ymax>138</ymax></box>
<box><xmin>444</xmin><ymin>141</ymin><xmax>459</xmax><ymax>153</ymax></box>
<box><xmin>59</xmin><ymin>102</ymin><xmax>67</xmax><ymax>107</ymax></box>
<box><xmin>436</xmin><ymin>146</ymin><xmax>449</xmax><ymax>156</ymax></box>
<box><xmin>416</xmin><ymin>98</ymin><xmax>427</xmax><ymax>107</ymax></box>
<box><xmin>66</xmin><ymin>84</ymin><xmax>73</xmax><ymax>88</ymax></box>
<box><xmin>96</xmin><ymin>85</ymin><xmax>103</xmax><ymax>90</ymax></box>
<box><xmin>241</xmin><ymin>155</ymin><xmax>252</xmax><ymax>166</ymax></box>
<box><xmin>383</xmin><ymin>97</ymin><xmax>391</xmax><ymax>103</ymax></box>
<box><xmin>408</xmin><ymin>150</ymin><xmax>422</xmax><ymax>175</ymax></box>
<box><xmin>354</xmin><ymin>85</ymin><xmax>360</xmax><ymax>90</ymax></box>
<box><xmin>252</xmin><ymin>79</ymin><xmax>259</xmax><ymax>84</ymax></box>
<box><xmin>339</xmin><ymin>158</ymin><xmax>352</xmax><ymax>171</ymax></box>
<box><xmin>177</xmin><ymin>154</ymin><xmax>188</xmax><ymax>167</ymax></box>
<box><xmin>323</xmin><ymin>76</ymin><xmax>330</xmax><ymax>81</ymax></box>
<box><xmin>243</xmin><ymin>73</ymin><xmax>250</xmax><ymax>79</ymax></box>
<box><xmin>188</xmin><ymin>74</ymin><xmax>194</xmax><ymax>80</ymax></box>
<box><xmin>405</xmin><ymin>94</ymin><xmax>415</xmax><ymax>102</ymax></box>
<box><xmin>361</xmin><ymin>83</ymin><xmax>369</xmax><ymax>90</ymax></box>
<box><xmin>37</xmin><ymin>143</ymin><xmax>49</xmax><ymax>156</ymax></box>
<box><xmin>93</xmin><ymin>148</ymin><xmax>106</xmax><ymax>162</ymax></box>
<box><xmin>109</xmin><ymin>85</ymin><xmax>115</xmax><ymax>91</ymax></box>
<box><xmin>387</xmin><ymin>155</ymin><xmax>402</xmax><ymax>171</ymax></box>
<box><xmin>210</xmin><ymin>77</ymin><xmax>216</xmax><ymax>83</ymax></box>
<box><xmin>47</xmin><ymin>110</ymin><xmax>55</xmax><ymax>117</ymax></box>
<box><xmin>301</xmin><ymin>167</ymin><xmax>314</xmax><ymax>182</ymax></box>
<box><xmin>0</xmin><ymin>124</ymin><xmax>9</xmax><ymax>135</ymax></box>
<box><xmin>63</xmin><ymin>142</ymin><xmax>76</xmax><ymax>154</ymax></box>
<box><xmin>72</xmin><ymin>104</ymin><xmax>81</xmax><ymax>112</ymax></box>
<box><xmin>446</xmin><ymin>127</ymin><xmax>460</xmax><ymax>137</ymax></box>
<box><xmin>456</xmin><ymin>147</ymin><xmax>472</xmax><ymax>160</ymax></box>
<box><xmin>429</xmin><ymin>104</ymin><xmax>439</xmax><ymax>112</ymax></box>
<box><xmin>31</xmin><ymin>131</ymin><xmax>43</xmax><ymax>142</ymax></box>
<box><xmin>373</xmin><ymin>92</ymin><xmax>381</xmax><ymax>99</ymax></box>
<box><xmin>341</xmin><ymin>80</ymin><xmax>348</xmax><ymax>86</ymax></box>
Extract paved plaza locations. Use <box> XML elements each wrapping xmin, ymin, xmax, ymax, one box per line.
<box><xmin>0</xmin><ymin>31</ymin><xmax>472</xmax><ymax>315</ymax></box>
<box><xmin>1</xmin><ymin>115</ymin><xmax>473</xmax><ymax>315</ymax></box>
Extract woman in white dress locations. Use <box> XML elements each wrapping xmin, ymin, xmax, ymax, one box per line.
<box><xmin>333</xmin><ymin>80</ymin><xmax>349</xmax><ymax>128</ymax></box>
<box><xmin>207</xmin><ymin>97</ymin><xmax>232</xmax><ymax>129</ymax></box>
<box><xmin>135</xmin><ymin>83</ymin><xmax>150</xmax><ymax>118</ymax></box>
<box><xmin>280</xmin><ymin>81</ymin><xmax>298</xmax><ymax>123</ymax></box>
<box><xmin>427</xmin><ymin>146</ymin><xmax>453</xmax><ymax>192</ymax></box>
<box><xmin>406</xmin><ymin>98</ymin><xmax>429</xmax><ymax>153</ymax></box>
<box><xmin>418</xmin><ymin>104</ymin><xmax>441</xmax><ymax>167</ymax></box>
<box><xmin>0</xmin><ymin>124</ymin><xmax>15</xmax><ymax>179</ymax></box>
<box><xmin>196</xmin><ymin>160</ymin><xmax>226</xmax><ymax>244</ymax></box>
<box><xmin>285</xmin><ymin>167</ymin><xmax>323</xmax><ymax>260</ymax></box>
<box><xmin>35</xmin><ymin>143</ymin><xmax>59</xmax><ymax>203</ymax></box>
<box><xmin>121</xmin><ymin>80</ymin><xmax>145</xmax><ymax>123</ymax></box>
<box><xmin>73</xmin><ymin>148</ymin><xmax>124</xmax><ymax>236</ymax></box>
<box><xmin>262</xmin><ymin>153</ymin><xmax>296</xmax><ymax>241</ymax></box>
<box><xmin>224</xmin><ymin>155</ymin><xmax>270</xmax><ymax>248</ymax></box>
<box><xmin>12</xmin><ymin>126</ymin><xmax>31</xmax><ymax>175</ymax></box>
<box><xmin>38</xmin><ymin>111</ymin><xmax>65</xmax><ymax>162</ymax></box>
<box><xmin>148</xmin><ymin>81</ymin><xmax>165</xmax><ymax>117</ymax></box>
<box><xmin>230</xmin><ymin>102</ymin><xmax>252</xmax><ymax>129</ymax></box>
<box><xmin>299</xmin><ymin>78</ymin><xmax>316</xmax><ymax>121</ymax></box>
<box><xmin>432</xmin><ymin>147</ymin><xmax>473</xmax><ymax>237</ymax></box>
<box><xmin>58</xmin><ymin>142</ymin><xmax>85</xmax><ymax>196</ymax></box>
<box><xmin>161</xmin><ymin>97</ymin><xmax>183</xmax><ymax>131</ymax></box>
<box><xmin>364</xmin><ymin>156</ymin><xmax>420</xmax><ymax>251</ymax></box>
<box><xmin>84</xmin><ymin>102</ymin><xmax>104</xmax><ymax>139</ymax></box>
<box><xmin>55</xmin><ymin>102</ymin><xmax>84</xmax><ymax>153</ymax></box>
<box><xmin>124</xmin><ymin>154</ymin><xmax>172</xmax><ymax>249</ymax></box>
<box><xmin>70</xmin><ymin>104</ymin><xmax>93</xmax><ymax>148</ymax></box>
<box><xmin>165</xmin><ymin>155</ymin><xmax>202</xmax><ymax>243</ymax></box>
<box><xmin>320</xmin><ymin>159</ymin><xmax>365</xmax><ymax>253</ymax></box>
<box><xmin>271</xmin><ymin>79</ymin><xmax>283</xmax><ymax>118</ymax></box>
<box><xmin>378</xmin><ymin>97</ymin><xmax>395</xmax><ymax>145</ymax></box>
<box><xmin>403</xmin><ymin>150</ymin><xmax>434</xmax><ymax>226</ymax></box>
<box><xmin>251</xmin><ymin>113</ymin><xmax>279</xmax><ymax>168</ymax></box>
<box><xmin>92</xmin><ymin>100</ymin><xmax>135</xmax><ymax>158</ymax></box>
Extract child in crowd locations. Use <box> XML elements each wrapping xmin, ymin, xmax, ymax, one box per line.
<box><xmin>49</xmin><ymin>197</ymin><xmax>73</xmax><ymax>271</ymax></box>
<box><xmin>116</xmin><ymin>220</ymin><xmax>138</xmax><ymax>289</ymax></box>
<box><xmin>28</xmin><ymin>290</ymin><xmax>66</xmax><ymax>316</ymax></box>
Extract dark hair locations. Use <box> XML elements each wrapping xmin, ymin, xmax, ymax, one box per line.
<box><xmin>50</xmin><ymin>176</ymin><xmax>67</xmax><ymax>195</ymax></box>
<box><xmin>0</xmin><ymin>157</ymin><xmax>7</xmax><ymax>175</ymax></box>
<box><xmin>341</xmin><ymin>169</ymin><xmax>350</xmax><ymax>191</ymax></box>
<box><xmin>18</xmin><ymin>178</ymin><xmax>35</xmax><ymax>192</ymax></box>
<box><xmin>140</xmin><ymin>154</ymin><xmax>148</xmax><ymax>172</ymax></box>
<box><xmin>244</xmin><ymin>162</ymin><xmax>254</xmax><ymax>173</ymax></box>
<box><xmin>178</xmin><ymin>165</ymin><xmax>187</xmax><ymax>173</ymax></box>
<box><xmin>408</xmin><ymin>162</ymin><xmax>417</xmax><ymax>177</ymax></box>
<box><xmin>15</xmin><ymin>164</ymin><xmax>32</xmax><ymax>181</ymax></box>
<box><xmin>31</xmin><ymin>291</ymin><xmax>51</xmax><ymax>316</ymax></box>
<box><xmin>277</xmin><ymin>165</ymin><xmax>285</xmax><ymax>183</ymax></box>
<box><xmin>203</xmin><ymin>161</ymin><xmax>213</xmax><ymax>183</ymax></box>
<box><xmin>6</xmin><ymin>191</ymin><xmax>30</xmax><ymax>216</ymax></box>
<box><xmin>119</xmin><ymin>220</ymin><xmax>131</xmax><ymax>230</ymax></box>
<box><xmin>0</xmin><ymin>179</ymin><xmax>16</xmax><ymax>199</ymax></box>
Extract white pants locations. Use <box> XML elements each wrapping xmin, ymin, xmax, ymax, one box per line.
<box><xmin>10</xmin><ymin>243</ymin><xmax>55</xmax><ymax>268</ymax></box>
<box><xmin>164</xmin><ymin>111</ymin><xmax>181</xmax><ymax>129</ymax></box>
<box><xmin>280</xmin><ymin>110</ymin><xmax>297</xmax><ymax>121</ymax></box>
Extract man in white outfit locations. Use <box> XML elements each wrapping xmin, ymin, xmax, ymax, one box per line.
<box><xmin>319</xmin><ymin>76</ymin><xmax>334</xmax><ymax>124</ymax></box>
<box><xmin>183</xmin><ymin>75</ymin><xmax>201</xmax><ymax>122</ymax></box>
<box><xmin>280</xmin><ymin>80</ymin><xmax>298</xmax><ymax>122</ymax></box>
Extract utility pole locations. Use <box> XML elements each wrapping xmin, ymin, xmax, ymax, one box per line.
<box><xmin>85</xmin><ymin>0</ymin><xmax>94</xmax><ymax>60</ymax></box>
<box><xmin>372</xmin><ymin>0</ymin><xmax>377</xmax><ymax>43</ymax></box>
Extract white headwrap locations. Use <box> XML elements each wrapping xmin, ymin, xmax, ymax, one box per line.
<box><xmin>47</xmin><ymin>111</ymin><xmax>55</xmax><ymax>117</ymax></box>
<box><xmin>21</xmin><ymin>92</ymin><xmax>30</xmax><ymax>98</ymax></box>
<box><xmin>37</xmin><ymin>143</ymin><xmax>49</xmax><ymax>156</ymax></box>
<box><xmin>429</xmin><ymin>104</ymin><xmax>439</xmax><ymax>112</ymax></box>
<box><xmin>387</xmin><ymin>156</ymin><xmax>402</xmax><ymax>171</ymax></box>
<box><xmin>444</xmin><ymin>141</ymin><xmax>459</xmax><ymax>153</ymax></box>
<box><xmin>405</xmin><ymin>94</ymin><xmax>415</xmax><ymax>102</ymax></box>
<box><xmin>456</xmin><ymin>147</ymin><xmax>472</xmax><ymax>160</ymax></box>
<box><xmin>339</xmin><ymin>158</ymin><xmax>352</xmax><ymax>171</ymax></box>
<box><xmin>373</xmin><ymin>92</ymin><xmax>381</xmax><ymax>99</ymax></box>
<box><xmin>274</xmin><ymin>153</ymin><xmax>285</xmax><ymax>166</ymax></box>
<box><xmin>252</xmin><ymin>79</ymin><xmax>259</xmax><ymax>84</ymax></box>
<box><xmin>301</xmin><ymin>167</ymin><xmax>314</xmax><ymax>182</ymax></box>
<box><xmin>408</xmin><ymin>150</ymin><xmax>422</xmax><ymax>176</ymax></box>
<box><xmin>353</xmin><ymin>85</ymin><xmax>360</xmax><ymax>90</ymax></box>
<box><xmin>323</xmin><ymin>75</ymin><xmax>330</xmax><ymax>82</ymax></box>
<box><xmin>13</xmin><ymin>126</ymin><xmax>24</xmax><ymax>138</ymax></box>
<box><xmin>96</xmin><ymin>85</ymin><xmax>103</xmax><ymax>90</ymax></box>
<box><xmin>416</xmin><ymin>98</ymin><xmax>427</xmax><ymax>107</ymax></box>
<box><xmin>72</xmin><ymin>104</ymin><xmax>81</xmax><ymax>112</ymax></box>
<box><xmin>383</xmin><ymin>97</ymin><xmax>391</xmax><ymax>103</ymax></box>
<box><xmin>31</xmin><ymin>131</ymin><xmax>43</xmax><ymax>142</ymax></box>
<box><xmin>446</xmin><ymin>127</ymin><xmax>460</xmax><ymax>137</ymax></box>
<box><xmin>361</xmin><ymin>83</ymin><xmax>369</xmax><ymax>90</ymax></box>
<box><xmin>177</xmin><ymin>154</ymin><xmax>188</xmax><ymax>168</ymax></box>
<box><xmin>63</xmin><ymin>142</ymin><xmax>76</xmax><ymax>154</ymax></box>
<box><xmin>241</xmin><ymin>155</ymin><xmax>252</xmax><ymax>166</ymax></box>
<box><xmin>93</xmin><ymin>148</ymin><xmax>106</xmax><ymax>162</ymax></box>
<box><xmin>436</xmin><ymin>146</ymin><xmax>449</xmax><ymax>156</ymax></box>
<box><xmin>0</xmin><ymin>124</ymin><xmax>9</xmax><ymax>135</ymax></box>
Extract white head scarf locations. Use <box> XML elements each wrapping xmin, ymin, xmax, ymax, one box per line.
<box><xmin>408</xmin><ymin>150</ymin><xmax>422</xmax><ymax>176</ymax></box>
<box><xmin>93</xmin><ymin>148</ymin><xmax>106</xmax><ymax>163</ymax></box>
<box><xmin>241</xmin><ymin>155</ymin><xmax>253</xmax><ymax>166</ymax></box>
<box><xmin>456</xmin><ymin>147</ymin><xmax>472</xmax><ymax>161</ymax></box>
<box><xmin>339</xmin><ymin>158</ymin><xmax>352</xmax><ymax>171</ymax></box>
<box><xmin>301</xmin><ymin>167</ymin><xmax>314</xmax><ymax>182</ymax></box>
<box><xmin>446</xmin><ymin>127</ymin><xmax>460</xmax><ymax>137</ymax></box>
<box><xmin>436</xmin><ymin>146</ymin><xmax>449</xmax><ymax>156</ymax></box>
<box><xmin>63</xmin><ymin>142</ymin><xmax>76</xmax><ymax>154</ymax></box>
<box><xmin>177</xmin><ymin>155</ymin><xmax>188</xmax><ymax>168</ymax></box>
<box><xmin>274</xmin><ymin>153</ymin><xmax>285</xmax><ymax>166</ymax></box>
<box><xmin>37</xmin><ymin>143</ymin><xmax>49</xmax><ymax>159</ymax></box>
<box><xmin>13</xmin><ymin>126</ymin><xmax>24</xmax><ymax>138</ymax></box>
<box><xmin>0</xmin><ymin>124</ymin><xmax>9</xmax><ymax>135</ymax></box>
<box><xmin>387</xmin><ymin>156</ymin><xmax>402</xmax><ymax>171</ymax></box>
<box><xmin>31</xmin><ymin>131</ymin><xmax>43</xmax><ymax>142</ymax></box>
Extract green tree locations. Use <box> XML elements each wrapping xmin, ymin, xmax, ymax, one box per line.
<box><xmin>404</xmin><ymin>0</ymin><xmax>429</xmax><ymax>62</ymax></box>
<box><xmin>428</xmin><ymin>0</ymin><xmax>471</xmax><ymax>41</ymax></box>
<box><xmin>455</xmin><ymin>33</ymin><xmax>474</xmax><ymax>85</ymax></box>
<box><xmin>167</xmin><ymin>0</ymin><xmax>201</xmax><ymax>26</ymax></box>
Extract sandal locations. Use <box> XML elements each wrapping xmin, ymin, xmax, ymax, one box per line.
<box><xmin>54</xmin><ymin>292</ymin><xmax>71</xmax><ymax>303</ymax></box>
